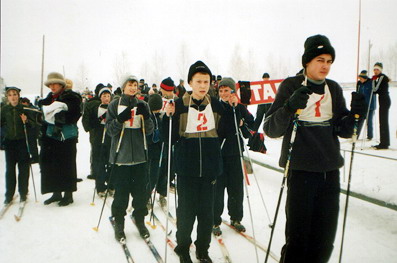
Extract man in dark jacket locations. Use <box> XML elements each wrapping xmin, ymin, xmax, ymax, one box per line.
<box><xmin>357</xmin><ymin>70</ymin><xmax>376</xmax><ymax>140</ymax></box>
<box><xmin>264</xmin><ymin>35</ymin><xmax>366</xmax><ymax>263</ymax></box>
<box><xmin>212</xmin><ymin>77</ymin><xmax>254</xmax><ymax>236</ymax></box>
<box><xmin>371</xmin><ymin>62</ymin><xmax>391</xmax><ymax>149</ymax></box>
<box><xmin>165</xmin><ymin>61</ymin><xmax>235</xmax><ymax>263</ymax></box>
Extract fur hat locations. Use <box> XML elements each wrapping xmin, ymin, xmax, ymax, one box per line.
<box><xmin>148</xmin><ymin>94</ymin><xmax>163</xmax><ymax>112</ymax></box>
<box><xmin>160</xmin><ymin>77</ymin><xmax>175</xmax><ymax>92</ymax></box>
<box><xmin>44</xmin><ymin>72</ymin><xmax>66</xmax><ymax>87</ymax></box>
<box><xmin>358</xmin><ymin>70</ymin><xmax>369</xmax><ymax>79</ymax></box>
<box><xmin>5</xmin><ymin>86</ymin><xmax>21</xmax><ymax>94</ymax></box>
<box><xmin>95</xmin><ymin>83</ymin><xmax>105</xmax><ymax>96</ymax></box>
<box><xmin>122</xmin><ymin>75</ymin><xmax>139</xmax><ymax>90</ymax></box>
<box><xmin>188</xmin><ymin>61</ymin><xmax>212</xmax><ymax>83</ymax></box>
<box><xmin>302</xmin><ymin>35</ymin><xmax>335</xmax><ymax>67</ymax></box>
<box><xmin>218</xmin><ymin>77</ymin><xmax>236</xmax><ymax>92</ymax></box>
<box><xmin>374</xmin><ymin>62</ymin><xmax>383</xmax><ymax>71</ymax></box>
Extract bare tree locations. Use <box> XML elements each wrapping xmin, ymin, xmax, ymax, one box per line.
<box><xmin>229</xmin><ymin>44</ymin><xmax>248</xmax><ymax>81</ymax></box>
<box><xmin>113</xmin><ymin>51</ymin><xmax>130</xmax><ymax>87</ymax></box>
<box><xmin>177</xmin><ymin>42</ymin><xmax>190</xmax><ymax>81</ymax></box>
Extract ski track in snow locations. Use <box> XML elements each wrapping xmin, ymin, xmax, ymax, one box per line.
<box><xmin>1</xmin><ymin>88</ymin><xmax>396</xmax><ymax>263</ymax></box>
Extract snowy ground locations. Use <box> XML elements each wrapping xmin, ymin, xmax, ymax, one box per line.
<box><xmin>0</xmin><ymin>88</ymin><xmax>396</xmax><ymax>263</ymax></box>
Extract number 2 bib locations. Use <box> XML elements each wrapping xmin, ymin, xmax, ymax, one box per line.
<box><xmin>185</xmin><ymin>97</ymin><xmax>216</xmax><ymax>133</ymax></box>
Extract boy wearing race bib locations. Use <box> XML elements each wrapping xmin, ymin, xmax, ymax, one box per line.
<box><xmin>165</xmin><ymin>61</ymin><xmax>232</xmax><ymax>263</ymax></box>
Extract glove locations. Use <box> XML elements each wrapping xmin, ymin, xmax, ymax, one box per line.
<box><xmin>98</xmin><ymin>112</ymin><xmax>107</xmax><ymax>121</ymax></box>
<box><xmin>136</xmin><ymin>102</ymin><xmax>150</xmax><ymax>120</ymax></box>
<box><xmin>350</xmin><ymin>92</ymin><xmax>367</xmax><ymax>117</ymax></box>
<box><xmin>248</xmin><ymin>132</ymin><xmax>267</xmax><ymax>154</ymax></box>
<box><xmin>285</xmin><ymin>86</ymin><xmax>313</xmax><ymax>113</ymax></box>
<box><xmin>117</xmin><ymin>106</ymin><xmax>132</xmax><ymax>123</ymax></box>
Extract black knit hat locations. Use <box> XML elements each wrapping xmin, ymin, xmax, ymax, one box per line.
<box><xmin>106</xmin><ymin>83</ymin><xmax>113</xmax><ymax>88</ymax></box>
<box><xmin>358</xmin><ymin>70</ymin><xmax>369</xmax><ymax>79</ymax></box>
<box><xmin>148</xmin><ymin>94</ymin><xmax>163</xmax><ymax>112</ymax></box>
<box><xmin>95</xmin><ymin>83</ymin><xmax>105</xmax><ymax>96</ymax></box>
<box><xmin>160</xmin><ymin>77</ymin><xmax>175</xmax><ymax>92</ymax></box>
<box><xmin>216</xmin><ymin>75</ymin><xmax>222</xmax><ymax>81</ymax></box>
<box><xmin>188</xmin><ymin>61</ymin><xmax>212</xmax><ymax>83</ymax></box>
<box><xmin>262</xmin><ymin>72</ymin><xmax>270</xmax><ymax>79</ymax></box>
<box><xmin>302</xmin><ymin>34</ymin><xmax>335</xmax><ymax>67</ymax></box>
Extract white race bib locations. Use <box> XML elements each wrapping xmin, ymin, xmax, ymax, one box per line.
<box><xmin>97</xmin><ymin>105</ymin><xmax>107</xmax><ymax>125</ymax></box>
<box><xmin>299</xmin><ymin>83</ymin><xmax>332</xmax><ymax>122</ymax></box>
<box><xmin>117</xmin><ymin>105</ymin><xmax>141</xmax><ymax>129</ymax></box>
<box><xmin>185</xmin><ymin>98</ymin><xmax>216</xmax><ymax>133</ymax></box>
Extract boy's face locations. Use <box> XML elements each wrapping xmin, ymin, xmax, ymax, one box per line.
<box><xmin>305</xmin><ymin>54</ymin><xmax>332</xmax><ymax>81</ymax></box>
<box><xmin>373</xmin><ymin>68</ymin><xmax>381</xmax><ymax>76</ymax></box>
<box><xmin>189</xmin><ymin>72</ymin><xmax>210</xmax><ymax>100</ymax></box>
<box><xmin>100</xmin><ymin>92</ymin><xmax>111</xmax><ymax>104</ymax></box>
<box><xmin>161</xmin><ymin>88</ymin><xmax>174</xmax><ymax>98</ymax></box>
<box><xmin>7</xmin><ymin>90</ymin><xmax>20</xmax><ymax>106</ymax></box>
<box><xmin>49</xmin><ymin>83</ymin><xmax>64</xmax><ymax>95</ymax></box>
<box><xmin>219</xmin><ymin>86</ymin><xmax>233</xmax><ymax>102</ymax></box>
<box><xmin>124</xmin><ymin>81</ymin><xmax>138</xmax><ymax>96</ymax></box>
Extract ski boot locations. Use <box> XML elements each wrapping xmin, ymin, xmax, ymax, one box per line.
<box><xmin>212</xmin><ymin>225</ymin><xmax>222</xmax><ymax>236</ymax></box>
<box><xmin>134</xmin><ymin>216</ymin><xmax>150</xmax><ymax>239</ymax></box>
<box><xmin>44</xmin><ymin>192</ymin><xmax>62</xmax><ymax>205</ymax></box>
<box><xmin>231</xmin><ymin>220</ymin><xmax>246</xmax><ymax>232</ymax></box>
<box><xmin>97</xmin><ymin>191</ymin><xmax>106</xmax><ymax>198</ymax></box>
<box><xmin>114</xmin><ymin>218</ymin><xmax>126</xmax><ymax>242</ymax></box>
<box><xmin>175</xmin><ymin>247</ymin><xmax>192</xmax><ymax>263</ymax></box>
<box><xmin>196</xmin><ymin>250</ymin><xmax>213</xmax><ymax>263</ymax></box>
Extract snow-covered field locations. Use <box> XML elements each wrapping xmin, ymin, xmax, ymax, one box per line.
<box><xmin>0</xmin><ymin>87</ymin><xmax>396</xmax><ymax>263</ymax></box>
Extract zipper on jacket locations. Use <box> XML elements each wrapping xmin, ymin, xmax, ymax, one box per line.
<box><xmin>199</xmin><ymin>132</ymin><xmax>202</xmax><ymax>177</ymax></box>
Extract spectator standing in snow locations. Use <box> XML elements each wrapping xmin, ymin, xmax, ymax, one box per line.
<box><xmin>1</xmin><ymin>87</ymin><xmax>35</xmax><ymax>204</ymax></box>
<box><xmin>371</xmin><ymin>62</ymin><xmax>391</xmax><ymax>149</ymax></box>
<box><xmin>40</xmin><ymin>72</ymin><xmax>82</xmax><ymax>206</ymax></box>
<box><xmin>212</xmin><ymin>77</ymin><xmax>254</xmax><ymax>237</ymax></box>
<box><xmin>106</xmin><ymin>75</ymin><xmax>154</xmax><ymax>241</ymax></box>
<box><xmin>175</xmin><ymin>79</ymin><xmax>186</xmax><ymax>98</ymax></box>
<box><xmin>164</xmin><ymin>61</ymin><xmax>235</xmax><ymax>263</ymax></box>
<box><xmin>252</xmin><ymin>72</ymin><xmax>272</xmax><ymax>132</ymax></box>
<box><xmin>357</xmin><ymin>70</ymin><xmax>376</xmax><ymax>140</ymax></box>
<box><xmin>264</xmin><ymin>35</ymin><xmax>366</xmax><ymax>263</ymax></box>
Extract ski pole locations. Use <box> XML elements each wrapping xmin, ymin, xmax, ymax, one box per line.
<box><xmin>265</xmin><ymin>110</ymin><xmax>301</xmax><ymax>263</ymax></box>
<box><xmin>359</xmin><ymin>88</ymin><xmax>374</xmax><ymax>149</ymax></box>
<box><xmin>93</xmin><ymin>125</ymin><xmax>125</xmax><ymax>232</ymax></box>
<box><xmin>338</xmin><ymin>114</ymin><xmax>360</xmax><ymax>263</ymax></box>
<box><xmin>239</xmin><ymin>128</ymin><xmax>272</xmax><ymax>227</ymax></box>
<box><xmin>232</xmin><ymin>105</ymin><xmax>259</xmax><ymax>263</ymax></box>
<box><xmin>90</xmin><ymin>127</ymin><xmax>107</xmax><ymax>206</ymax></box>
<box><xmin>164</xmin><ymin>100</ymin><xmax>174</xmax><ymax>263</ymax></box>
<box><xmin>23</xmin><ymin>123</ymin><xmax>38</xmax><ymax>203</ymax></box>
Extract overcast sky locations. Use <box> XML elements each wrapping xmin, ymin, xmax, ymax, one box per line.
<box><xmin>1</xmin><ymin>0</ymin><xmax>397</xmax><ymax>94</ymax></box>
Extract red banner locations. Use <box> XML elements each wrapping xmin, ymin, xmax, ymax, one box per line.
<box><xmin>236</xmin><ymin>79</ymin><xmax>283</xmax><ymax>105</ymax></box>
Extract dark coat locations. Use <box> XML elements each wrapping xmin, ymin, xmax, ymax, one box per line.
<box><xmin>357</xmin><ymin>79</ymin><xmax>376</xmax><ymax>111</ymax></box>
<box><xmin>264</xmin><ymin>75</ymin><xmax>356</xmax><ymax>172</ymax></box>
<box><xmin>39</xmin><ymin>89</ymin><xmax>82</xmax><ymax>194</ymax></box>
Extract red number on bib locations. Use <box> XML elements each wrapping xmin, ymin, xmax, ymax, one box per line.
<box><xmin>197</xmin><ymin>113</ymin><xmax>208</xmax><ymax>131</ymax></box>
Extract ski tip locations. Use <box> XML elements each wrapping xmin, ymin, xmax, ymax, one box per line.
<box><xmin>14</xmin><ymin>215</ymin><xmax>20</xmax><ymax>222</ymax></box>
<box><xmin>92</xmin><ymin>227</ymin><xmax>99</xmax><ymax>232</ymax></box>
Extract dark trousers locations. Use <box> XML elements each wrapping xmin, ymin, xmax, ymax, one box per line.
<box><xmin>148</xmin><ymin>155</ymin><xmax>167</xmax><ymax>197</ymax></box>
<box><xmin>92</xmin><ymin>143</ymin><xmax>112</xmax><ymax>192</ymax></box>
<box><xmin>5</xmin><ymin>140</ymin><xmax>30</xmax><ymax>201</ymax></box>
<box><xmin>366</xmin><ymin>109</ymin><xmax>374</xmax><ymax>139</ymax></box>
<box><xmin>280</xmin><ymin>170</ymin><xmax>340</xmax><ymax>263</ymax></box>
<box><xmin>175</xmin><ymin>176</ymin><xmax>215</xmax><ymax>254</ymax></box>
<box><xmin>111</xmin><ymin>163</ymin><xmax>149</xmax><ymax>221</ymax></box>
<box><xmin>253</xmin><ymin>103</ymin><xmax>272</xmax><ymax>132</ymax></box>
<box><xmin>214</xmin><ymin>156</ymin><xmax>244</xmax><ymax>226</ymax></box>
<box><xmin>378</xmin><ymin>96</ymin><xmax>391</xmax><ymax>146</ymax></box>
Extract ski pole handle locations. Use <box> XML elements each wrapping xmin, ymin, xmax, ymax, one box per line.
<box><xmin>352</xmin><ymin>114</ymin><xmax>360</xmax><ymax>143</ymax></box>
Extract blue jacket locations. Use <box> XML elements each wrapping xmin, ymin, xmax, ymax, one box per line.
<box><xmin>357</xmin><ymin>79</ymin><xmax>376</xmax><ymax>110</ymax></box>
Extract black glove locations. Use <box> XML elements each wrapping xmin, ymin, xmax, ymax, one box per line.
<box><xmin>98</xmin><ymin>112</ymin><xmax>107</xmax><ymax>121</ymax></box>
<box><xmin>136</xmin><ymin>102</ymin><xmax>150</xmax><ymax>120</ymax></box>
<box><xmin>285</xmin><ymin>86</ymin><xmax>313</xmax><ymax>113</ymax></box>
<box><xmin>117</xmin><ymin>106</ymin><xmax>132</xmax><ymax>123</ymax></box>
<box><xmin>350</xmin><ymin>92</ymin><xmax>367</xmax><ymax>117</ymax></box>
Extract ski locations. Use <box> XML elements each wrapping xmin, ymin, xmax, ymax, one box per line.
<box><xmin>131</xmin><ymin>215</ymin><xmax>164</xmax><ymax>263</ymax></box>
<box><xmin>213</xmin><ymin>234</ymin><xmax>233</xmax><ymax>263</ymax></box>
<box><xmin>0</xmin><ymin>202</ymin><xmax>13</xmax><ymax>219</ymax></box>
<box><xmin>149</xmin><ymin>212</ymin><xmax>177</xmax><ymax>250</ymax></box>
<box><xmin>14</xmin><ymin>201</ymin><xmax>27</xmax><ymax>221</ymax></box>
<box><xmin>158</xmin><ymin>200</ymin><xmax>177</xmax><ymax>226</ymax></box>
<box><xmin>222</xmin><ymin>220</ymin><xmax>279</xmax><ymax>262</ymax></box>
<box><xmin>109</xmin><ymin>217</ymin><xmax>135</xmax><ymax>263</ymax></box>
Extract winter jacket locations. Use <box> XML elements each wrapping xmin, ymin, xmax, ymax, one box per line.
<box><xmin>82</xmin><ymin>98</ymin><xmax>110</xmax><ymax>145</ymax></box>
<box><xmin>357</xmin><ymin>79</ymin><xmax>376</xmax><ymax>111</ymax></box>
<box><xmin>219</xmin><ymin>101</ymin><xmax>254</xmax><ymax>157</ymax></box>
<box><xmin>372</xmin><ymin>73</ymin><xmax>390</xmax><ymax>100</ymax></box>
<box><xmin>163</xmin><ymin>93</ymin><xmax>231</xmax><ymax>179</ymax></box>
<box><xmin>106</xmin><ymin>94</ymin><xmax>154</xmax><ymax>165</ymax></box>
<box><xmin>147</xmin><ymin>112</ymin><xmax>163</xmax><ymax>160</ymax></box>
<box><xmin>1</xmin><ymin>103</ymin><xmax>35</xmax><ymax>141</ymax></box>
<box><xmin>264</xmin><ymin>75</ymin><xmax>356</xmax><ymax>172</ymax></box>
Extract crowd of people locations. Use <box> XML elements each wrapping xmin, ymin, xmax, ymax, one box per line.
<box><xmin>0</xmin><ymin>34</ymin><xmax>391</xmax><ymax>263</ymax></box>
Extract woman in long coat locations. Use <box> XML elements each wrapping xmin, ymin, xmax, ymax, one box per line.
<box><xmin>39</xmin><ymin>72</ymin><xmax>82</xmax><ymax>206</ymax></box>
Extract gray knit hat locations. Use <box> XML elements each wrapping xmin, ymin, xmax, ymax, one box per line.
<box><xmin>218</xmin><ymin>77</ymin><xmax>236</xmax><ymax>92</ymax></box>
<box><xmin>44</xmin><ymin>72</ymin><xmax>66</xmax><ymax>87</ymax></box>
<box><xmin>122</xmin><ymin>75</ymin><xmax>139</xmax><ymax>91</ymax></box>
